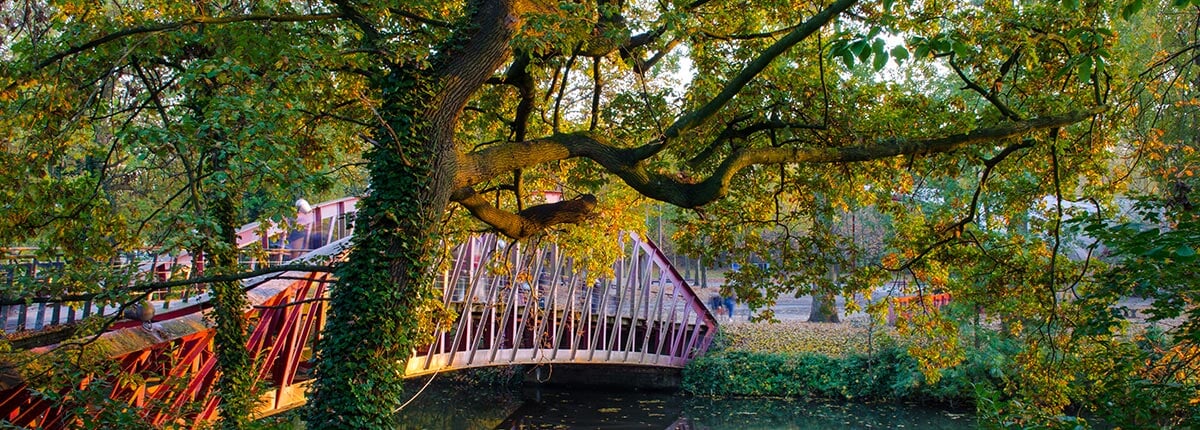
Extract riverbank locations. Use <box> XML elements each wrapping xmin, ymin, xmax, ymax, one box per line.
<box><xmin>680</xmin><ymin>319</ymin><xmax>971</xmax><ymax>404</ymax></box>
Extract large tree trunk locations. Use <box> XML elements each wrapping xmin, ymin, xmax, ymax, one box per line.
<box><xmin>808</xmin><ymin>293</ymin><xmax>841</xmax><ymax>323</ymax></box>
<box><xmin>306</xmin><ymin>1</ymin><xmax>522</xmax><ymax>427</ymax></box>
<box><xmin>809</xmin><ymin>265</ymin><xmax>840</xmax><ymax>323</ymax></box>
<box><xmin>305</xmin><ymin>129</ymin><xmax>446</xmax><ymax>428</ymax></box>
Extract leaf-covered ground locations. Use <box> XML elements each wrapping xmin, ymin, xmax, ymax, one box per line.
<box><xmin>718</xmin><ymin>321</ymin><xmax>896</xmax><ymax>357</ymax></box>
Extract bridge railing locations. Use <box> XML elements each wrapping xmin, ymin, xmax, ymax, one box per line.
<box><xmin>409</xmin><ymin>231</ymin><xmax>717</xmax><ymax>375</ymax></box>
<box><xmin>887</xmin><ymin>293</ymin><xmax>952</xmax><ymax>325</ymax></box>
<box><xmin>0</xmin><ymin>242</ymin><xmax>345</xmax><ymax>428</ymax></box>
<box><xmin>0</xmin><ymin>197</ymin><xmax>358</xmax><ymax>334</ymax></box>
<box><xmin>1</xmin><ymin>197</ymin><xmax>719</xmax><ymax>428</ymax></box>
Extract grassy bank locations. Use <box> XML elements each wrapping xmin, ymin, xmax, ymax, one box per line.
<box><xmin>683</xmin><ymin>321</ymin><xmax>973</xmax><ymax>405</ymax></box>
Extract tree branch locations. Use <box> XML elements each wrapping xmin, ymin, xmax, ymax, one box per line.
<box><xmin>458</xmin><ymin>107</ymin><xmax>1104</xmax><ymax>209</ymax></box>
<box><xmin>949</xmin><ymin>54</ymin><xmax>1021</xmax><ymax>121</ymax></box>
<box><xmin>451</xmin><ymin>188</ymin><xmax>598</xmax><ymax>239</ymax></box>
<box><xmin>387</xmin><ymin>7</ymin><xmax>452</xmax><ymax>27</ymax></box>
<box><xmin>655</xmin><ymin>0</ymin><xmax>858</xmax><ymax>143</ymax></box>
<box><xmin>33</xmin><ymin>13</ymin><xmax>342</xmax><ymax>70</ymax></box>
<box><xmin>699</xmin><ymin>25</ymin><xmax>800</xmax><ymax>41</ymax></box>
<box><xmin>0</xmin><ymin>263</ymin><xmax>337</xmax><ymax>306</ymax></box>
<box><xmin>686</xmin><ymin>118</ymin><xmax>827</xmax><ymax>168</ymax></box>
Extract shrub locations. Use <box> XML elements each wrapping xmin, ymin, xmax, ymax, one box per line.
<box><xmin>681</xmin><ymin>347</ymin><xmax>936</xmax><ymax>402</ymax></box>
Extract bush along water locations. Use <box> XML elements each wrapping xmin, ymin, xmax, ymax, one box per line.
<box><xmin>684</xmin><ymin>323</ymin><xmax>1200</xmax><ymax>429</ymax></box>
<box><xmin>681</xmin><ymin>347</ymin><xmax>946</xmax><ymax>402</ymax></box>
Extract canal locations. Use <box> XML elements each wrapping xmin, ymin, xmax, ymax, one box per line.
<box><xmin>390</xmin><ymin>381</ymin><xmax>974</xmax><ymax>429</ymax></box>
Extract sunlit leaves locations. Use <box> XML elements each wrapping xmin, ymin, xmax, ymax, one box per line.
<box><xmin>828</xmin><ymin>27</ymin><xmax>897</xmax><ymax>71</ymax></box>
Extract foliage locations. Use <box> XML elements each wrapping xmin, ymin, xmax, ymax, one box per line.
<box><xmin>1079</xmin><ymin>200</ymin><xmax>1200</xmax><ymax>339</ymax></box>
<box><xmin>681</xmin><ymin>348</ymin><xmax>929</xmax><ymax>402</ymax></box>
<box><xmin>4</xmin><ymin>0</ymin><xmax>1200</xmax><ymax>427</ymax></box>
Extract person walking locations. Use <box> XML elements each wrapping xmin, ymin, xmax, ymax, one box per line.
<box><xmin>709</xmin><ymin>291</ymin><xmax>724</xmax><ymax>317</ymax></box>
<box><xmin>723</xmin><ymin>291</ymin><xmax>736</xmax><ymax>321</ymax></box>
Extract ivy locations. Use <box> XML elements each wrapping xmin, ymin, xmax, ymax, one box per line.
<box><xmin>304</xmin><ymin>68</ymin><xmax>445</xmax><ymax>429</ymax></box>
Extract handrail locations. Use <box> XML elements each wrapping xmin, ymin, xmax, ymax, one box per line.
<box><xmin>0</xmin><ymin>200</ymin><xmax>718</xmax><ymax>428</ymax></box>
<box><xmin>1</xmin><ymin>197</ymin><xmax>359</xmax><ymax>333</ymax></box>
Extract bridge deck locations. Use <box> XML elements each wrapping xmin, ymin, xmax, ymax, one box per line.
<box><xmin>0</xmin><ymin>197</ymin><xmax>717</xmax><ymax>428</ymax></box>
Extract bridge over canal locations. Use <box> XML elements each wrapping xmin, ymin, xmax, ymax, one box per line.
<box><xmin>0</xmin><ymin>197</ymin><xmax>718</xmax><ymax>428</ymax></box>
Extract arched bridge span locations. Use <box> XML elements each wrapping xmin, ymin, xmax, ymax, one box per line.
<box><xmin>0</xmin><ymin>197</ymin><xmax>717</xmax><ymax>428</ymax></box>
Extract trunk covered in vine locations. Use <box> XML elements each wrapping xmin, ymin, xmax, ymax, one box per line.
<box><xmin>306</xmin><ymin>1</ymin><xmax>523</xmax><ymax>427</ymax></box>
<box><xmin>304</xmin><ymin>80</ymin><xmax>445</xmax><ymax>426</ymax></box>
<box><xmin>207</xmin><ymin>192</ymin><xmax>254</xmax><ymax>429</ymax></box>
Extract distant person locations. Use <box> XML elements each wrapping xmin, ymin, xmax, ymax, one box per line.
<box><xmin>709</xmin><ymin>291</ymin><xmax>723</xmax><ymax>316</ymax></box>
<box><xmin>723</xmin><ymin>291</ymin><xmax>736</xmax><ymax>321</ymax></box>
<box><xmin>288</xmin><ymin>198</ymin><xmax>314</xmax><ymax>257</ymax></box>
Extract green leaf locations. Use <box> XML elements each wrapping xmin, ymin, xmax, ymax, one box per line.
<box><xmin>841</xmin><ymin>50</ymin><xmax>855</xmax><ymax>68</ymax></box>
<box><xmin>1122</xmin><ymin>0</ymin><xmax>1144</xmax><ymax>19</ymax></box>
<box><xmin>932</xmin><ymin>38</ymin><xmax>951</xmax><ymax>54</ymax></box>
<box><xmin>851</xmin><ymin>40</ymin><xmax>871</xmax><ymax>62</ymax></box>
<box><xmin>1064</xmin><ymin>0</ymin><xmax>1080</xmax><ymax>10</ymax></box>
<box><xmin>914</xmin><ymin>44</ymin><xmax>930</xmax><ymax>59</ymax></box>
<box><xmin>891</xmin><ymin>45</ymin><xmax>909</xmax><ymax>61</ymax></box>
<box><xmin>1078</xmin><ymin>55</ymin><xmax>1094</xmax><ymax>82</ymax></box>
<box><xmin>872</xmin><ymin>39</ymin><xmax>888</xmax><ymax>71</ymax></box>
<box><xmin>952</xmin><ymin>41</ymin><xmax>971</xmax><ymax>58</ymax></box>
<box><xmin>1176</xmin><ymin>245</ymin><xmax>1196</xmax><ymax>258</ymax></box>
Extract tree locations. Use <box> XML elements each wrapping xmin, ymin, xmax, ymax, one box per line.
<box><xmin>2</xmin><ymin>1</ymin><xmax>362</xmax><ymax>427</ymax></box>
<box><xmin>3</xmin><ymin>0</ymin><xmax>1161</xmax><ymax>427</ymax></box>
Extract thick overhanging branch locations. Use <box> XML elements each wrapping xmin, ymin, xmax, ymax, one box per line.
<box><xmin>458</xmin><ymin>107</ymin><xmax>1103</xmax><ymax>210</ymax></box>
<box><xmin>699</xmin><ymin>25</ymin><xmax>800</xmax><ymax>41</ymax></box>
<box><xmin>653</xmin><ymin>107</ymin><xmax>1107</xmax><ymax>207</ymax></box>
<box><xmin>452</xmin><ymin>187</ymin><xmax>598</xmax><ymax>239</ymax></box>
<box><xmin>456</xmin><ymin>134</ymin><xmax>580</xmax><ymax>186</ymax></box>
<box><xmin>686</xmin><ymin>118</ymin><xmax>827</xmax><ymax>168</ymax></box>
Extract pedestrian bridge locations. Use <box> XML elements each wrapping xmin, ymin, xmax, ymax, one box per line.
<box><xmin>0</xmin><ymin>197</ymin><xmax>718</xmax><ymax>428</ymax></box>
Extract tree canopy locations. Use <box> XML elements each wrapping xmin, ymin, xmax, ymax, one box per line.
<box><xmin>2</xmin><ymin>0</ymin><xmax>1198</xmax><ymax>427</ymax></box>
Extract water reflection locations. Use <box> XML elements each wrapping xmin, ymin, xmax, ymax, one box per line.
<box><xmin>674</xmin><ymin>396</ymin><xmax>973</xmax><ymax>430</ymax></box>
<box><xmin>396</xmin><ymin>384</ymin><xmax>974</xmax><ymax>430</ymax></box>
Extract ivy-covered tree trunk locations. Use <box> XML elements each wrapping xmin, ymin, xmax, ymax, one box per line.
<box><xmin>304</xmin><ymin>70</ymin><xmax>445</xmax><ymax>429</ymax></box>
<box><xmin>307</xmin><ymin>2</ymin><xmax>522</xmax><ymax>427</ymax></box>
<box><xmin>194</xmin><ymin>69</ymin><xmax>254</xmax><ymax>426</ymax></box>
<box><xmin>207</xmin><ymin>191</ymin><xmax>254</xmax><ymax>429</ymax></box>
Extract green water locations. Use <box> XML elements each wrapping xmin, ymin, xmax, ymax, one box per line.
<box><xmin>393</xmin><ymin>384</ymin><xmax>974</xmax><ymax>429</ymax></box>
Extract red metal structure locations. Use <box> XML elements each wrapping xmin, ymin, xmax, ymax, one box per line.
<box><xmin>887</xmin><ymin>293</ymin><xmax>952</xmax><ymax>325</ymax></box>
<box><xmin>0</xmin><ymin>197</ymin><xmax>717</xmax><ymax>428</ymax></box>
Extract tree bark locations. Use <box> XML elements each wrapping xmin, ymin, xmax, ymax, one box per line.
<box><xmin>808</xmin><ymin>293</ymin><xmax>840</xmax><ymax>323</ymax></box>
<box><xmin>207</xmin><ymin>192</ymin><xmax>253</xmax><ymax>429</ymax></box>
<box><xmin>306</xmin><ymin>0</ymin><xmax>527</xmax><ymax>427</ymax></box>
<box><xmin>809</xmin><ymin>265</ymin><xmax>840</xmax><ymax>323</ymax></box>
